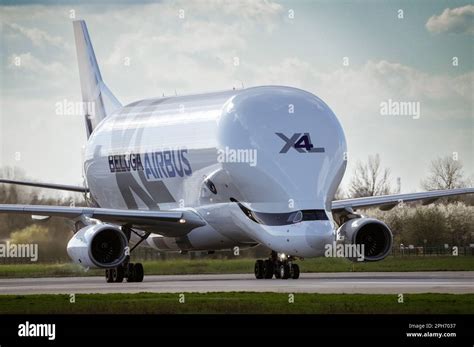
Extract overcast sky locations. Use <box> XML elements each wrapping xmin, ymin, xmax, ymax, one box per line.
<box><xmin>1</xmin><ymin>0</ymin><xmax>473</xmax><ymax>195</ymax></box>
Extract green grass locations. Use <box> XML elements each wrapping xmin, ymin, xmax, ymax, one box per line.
<box><xmin>0</xmin><ymin>293</ymin><xmax>472</xmax><ymax>314</ymax></box>
<box><xmin>0</xmin><ymin>256</ymin><xmax>473</xmax><ymax>278</ymax></box>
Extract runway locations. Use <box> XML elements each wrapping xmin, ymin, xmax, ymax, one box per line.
<box><xmin>0</xmin><ymin>272</ymin><xmax>473</xmax><ymax>294</ymax></box>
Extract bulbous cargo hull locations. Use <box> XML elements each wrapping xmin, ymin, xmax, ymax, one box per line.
<box><xmin>84</xmin><ymin>86</ymin><xmax>347</xmax><ymax>257</ymax></box>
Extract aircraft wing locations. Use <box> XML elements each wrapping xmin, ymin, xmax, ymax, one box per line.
<box><xmin>0</xmin><ymin>204</ymin><xmax>206</xmax><ymax>237</ymax></box>
<box><xmin>332</xmin><ymin>188</ymin><xmax>474</xmax><ymax>212</ymax></box>
<box><xmin>0</xmin><ymin>179</ymin><xmax>89</xmax><ymax>193</ymax></box>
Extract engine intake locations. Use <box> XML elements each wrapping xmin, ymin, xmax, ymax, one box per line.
<box><xmin>67</xmin><ymin>224</ymin><xmax>128</xmax><ymax>268</ymax></box>
<box><xmin>336</xmin><ymin>217</ymin><xmax>393</xmax><ymax>262</ymax></box>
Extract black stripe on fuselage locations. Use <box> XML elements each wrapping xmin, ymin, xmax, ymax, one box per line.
<box><xmin>230</xmin><ymin>198</ymin><xmax>328</xmax><ymax>226</ymax></box>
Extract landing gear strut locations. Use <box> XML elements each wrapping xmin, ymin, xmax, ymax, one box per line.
<box><xmin>104</xmin><ymin>227</ymin><xmax>149</xmax><ymax>283</ymax></box>
<box><xmin>254</xmin><ymin>251</ymin><xmax>300</xmax><ymax>280</ymax></box>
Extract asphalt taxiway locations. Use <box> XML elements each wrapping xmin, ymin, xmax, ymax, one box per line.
<box><xmin>0</xmin><ymin>272</ymin><xmax>472</xmax><ymax>294</ymax></box>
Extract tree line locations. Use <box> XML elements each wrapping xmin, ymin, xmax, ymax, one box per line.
<box><xmin>338</xmin><ymin>154</ymin><xmax>473</xmax><ymax>248</ymax></box>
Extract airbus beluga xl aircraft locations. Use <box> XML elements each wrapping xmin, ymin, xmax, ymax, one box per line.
<box><xmin>1</xmin><ymin>21</ymin><xmax>472</xmax><ymax>282</ymax></box>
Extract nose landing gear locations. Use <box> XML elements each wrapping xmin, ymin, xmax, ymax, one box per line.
<box><xmin>254</xmin><ymin>251</ymin><xmax>300</xmax><ymax>280</ymax></box>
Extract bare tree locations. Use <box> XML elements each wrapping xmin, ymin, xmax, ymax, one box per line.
<box><xmin>349</xmin><ymin>154</ymin><xmax>393</xmax><ymax>198</ymax></box>
<box><xmin>421</xmin><ymin>156</ymin><xmax>465</xmax><ymax>190</ymax></box>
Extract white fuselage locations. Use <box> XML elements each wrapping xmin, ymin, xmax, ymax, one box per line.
<box><xmin>84</xmin><ymin>86</ymin><xmax>347</xmax><ymax>257</ymax></box>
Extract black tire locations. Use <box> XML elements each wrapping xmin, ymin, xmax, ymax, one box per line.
<box><xmin>105</xmin><ymin>269</ymin><xmax>114</xmax><ymax>283</ymax></box>
<box><xmin>113</xmin><ymin>265</ymin><xmax>125</xmax><ymax>283</ymax></box>
<box><xmin>279</xmin><ymin>264</ymin><xmax>290</xmax><ymax>279</ymax></box>
<box><xmin>134</xmin><ymin>263</ymin><xmax>144</xmax><ymax>282</ymax></box>
<box><xmin>274</xmin><ymin>263</ymin><xmax>282</xmax><ymax>279</ymax></box>
<box><xmin>263</xmin><ymin>260</ymin><xmax>274</xmax><ymax>279</ymax></box>
<box><xmin>290</xmin><ymin>263</ymin><xmax>300</xmax><ymax>279</ymax></box>
<box><xmin>254</xmin><ymin>260</ymin><xmax>264</xmax><ymax>279</ymax></box>
<box><xmin>126</xmin><ymin>263</ymin><xmax>135</xmax><ymax>282</ymax></box>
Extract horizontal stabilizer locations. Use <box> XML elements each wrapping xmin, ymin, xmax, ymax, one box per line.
<box><xmin>0</xmin><ymin>179</ymin><xmax>89</xmax><ymax>193</ymax></box>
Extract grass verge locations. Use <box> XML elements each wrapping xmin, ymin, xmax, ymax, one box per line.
<box><xmin>0</xmin><ymin>293</ymin><xmax>472</xmax><ymax>314</ymax></box>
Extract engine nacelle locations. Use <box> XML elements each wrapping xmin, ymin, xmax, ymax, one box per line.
<box><xmin>67</xmin><ymin>224</ymin><xmax>128</xmax><ymax>268</ymax></box>
<box><xmin>336</xmin><ymin>217</ymin><xmax>393</xmax><ymax>262</ymax></box>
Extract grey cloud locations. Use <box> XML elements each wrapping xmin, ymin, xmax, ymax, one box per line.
<box><xmin>426</xmin><ymin>5</ymin><xmax>474</xmax><ymax>34</ymax></box>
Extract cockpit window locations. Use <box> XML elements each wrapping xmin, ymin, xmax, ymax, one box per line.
<box><xmin>230</xmin><ymin>198</ymin><xmax>328</xmax><ymax>226</ymax></box>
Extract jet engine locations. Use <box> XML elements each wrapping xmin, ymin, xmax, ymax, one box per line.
<box><xmin>336</xmin><ymin>217</ymin><xmax>393</xmax><ymax>262</ymax></box>
<box><xmin>67</xmin><ymin>224</ymin><xmax>128</xmax><ymax>268</ymax></box>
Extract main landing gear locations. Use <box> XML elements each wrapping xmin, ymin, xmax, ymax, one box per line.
<box><xmin>254</xmin><ymin>251</ymin><xmax>300</xmax><ymax>280</ymax></box>
<box><xmin>105</xmin><ymin>227</ymin><xmax>150</xmax><ymax>283</ymax></box>
<box><xmin>105</xmin><ymin>262</ymin><xmax>144</xmax><ymax>283</ymax></box>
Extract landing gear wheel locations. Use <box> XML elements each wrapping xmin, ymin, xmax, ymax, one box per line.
<box><xmin>290</xmin><ymin>263</ymin><xmax>300</xmax><ymax>279</ymax></box>
<box><xmin>274</xmin><ymin>263</ymin><xmax>282</xmax><ymax>279</ymax></box>
<box><xmin>105</xmin><ymin>269</ymin><xmax>114</xmax><ymax>283</ymax></box>
<box><xmin>279</xmin><ymin>264</ymin><xmax>290</xmax><ymax>279</ymax></box>
<box><xmin>263</xmin><ymin>260</ymin><xmax>274</xmax><ymax>279</ymax></box>
<box><xmin>126</xmin><ymin>263</ymin><xmax>136</xmax><ymax>282</ymax></box>
<box><xmin>254</xmin><ymin>253</ymin><xmax>301</xmax><ymax>280</ymax></box>
<box><xmin>113</xmin><ymin>264</ymin><xmax>125</xmax><ymax>283</ymax></box>
<box><xmin>254</xmin><ymin>260</ymin><xmax>264</xmax><ymax>279</ymax></box>
<box><xmin>133</xmin><ymin>263</ymin><xmax>144</xmax><ymax>282</ymax></box>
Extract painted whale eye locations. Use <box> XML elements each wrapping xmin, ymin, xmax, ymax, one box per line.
<box><xmin>205</xmin><ymin>179</ymin><xmax>217</xmax><ymax>194</ymax></box>
<box><xmin>291</xmin><ymin>211</ymin><xmax>303</xmax><ymax>223</ymax></box>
